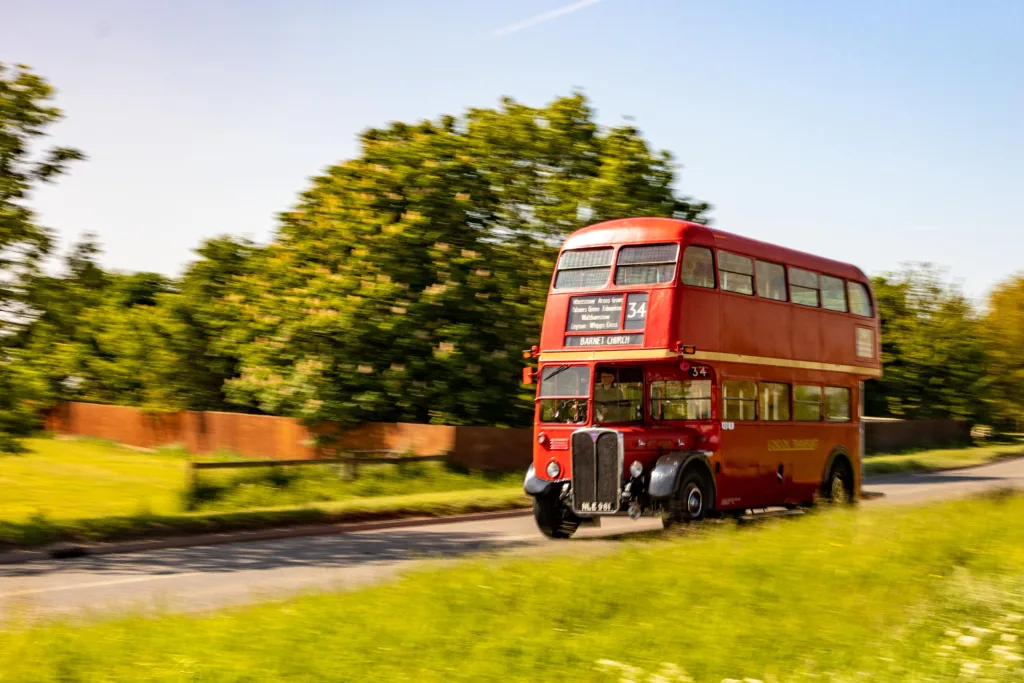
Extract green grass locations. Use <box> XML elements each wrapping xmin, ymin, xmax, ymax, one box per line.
<box><xmin>3</xmin><ymin>493</ymin><xmax>1024</xmax><ymax>681</ymax></box>
<box><xmin>0</xmin><ymin>438</ymin><xmax>527</xmax><ymax>549</ymax></box>
<box><xmin>863</xmin><ymin>435</ymin><xmax>1024</xmax><ymax>475</ymax></box>
<box><xmin>0</xmin><ymin>437</ymin><xmax>188</xmax><ymax>521</ymax></box>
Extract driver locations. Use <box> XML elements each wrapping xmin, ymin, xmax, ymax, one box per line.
<box><xmin>594</xmin><ymin>371</ymin><xmax>630</xmax><ymax>422</ymax></box>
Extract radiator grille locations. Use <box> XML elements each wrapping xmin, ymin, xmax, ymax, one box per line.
<box><xmin>571</xmin><ymin>430</ymin><xmax>621</xmax><ymax>514</ymax></box>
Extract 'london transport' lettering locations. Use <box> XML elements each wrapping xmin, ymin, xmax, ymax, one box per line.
<box><xmin>767</xmin><ymin>439</ymin><xmax>819</xmax><ymax>452</ymax></box>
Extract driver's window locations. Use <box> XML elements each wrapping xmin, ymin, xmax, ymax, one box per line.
<box><xmin>593</xmin><ymin>367</ymin><xmax>644</xmax><ymax>424</ymax></box>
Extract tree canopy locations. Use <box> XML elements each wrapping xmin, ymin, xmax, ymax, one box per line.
<box><xmin>222</xmin><ymin>92</ymin><xmax>711</xmax><ymax>429</ymax></box>
<box><xmin>0</xmin><ymin>63</ymin><xmax>84</xmax><ymax>450</ymax></box>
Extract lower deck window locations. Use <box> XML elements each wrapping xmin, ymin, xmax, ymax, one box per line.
<box><xmin>825</xmin><ymin>387</ymin><xmax>851</xmax><ymax>421</ymax></box>
<box><xmin>794</xmin><ymin>385</ymin><xmax>822</xmax><ymax>421</ymax></box>
<box><xmin>539</xmin><ymin>399</ymin><xmax>587</xmax><ymax>424</ymax></box>
<box><xmin>759</xmin><ymin>382</ymin><xmax>791</xmax><ymax>421</ymax></box>
<box><xmin>723</xmin><ymin>380</ymin><xmax>757</xmax><ymax>420</ymax></box>
<box><xmin>651</xmin><ymin>380</ymin><xmax>712</xmax><ymax>420</ymax></box>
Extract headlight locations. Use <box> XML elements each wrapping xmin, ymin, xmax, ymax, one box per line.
<box><xmin>630</xmin><ymin>460</ymin><xmax>644</xmax><ymax>478</ymax></box>
<box><xmin>537</xmin><ymin>432</ymin><xmax>548</xmax><ymax>445</ymax></box>
<box><xmin>546</xmin><ymin>461</ymin><xmax>561</xmax><ymax>478</ymax></box>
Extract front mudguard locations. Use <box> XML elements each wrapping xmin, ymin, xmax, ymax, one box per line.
<box><xmin>648</xmin><ymin>451</ymin><xmax>716</xmax><ymax>501</ymax></box>
<box><xmin>524</xmin><ymin>463</ymin><xmax>560</xmax><ymax>497</ymax></box>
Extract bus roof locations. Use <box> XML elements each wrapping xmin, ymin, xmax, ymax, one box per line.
<box><xmin>561</xmin><ymin>218</ymin><xmax>869</xmax><ymax>283</ymax></box>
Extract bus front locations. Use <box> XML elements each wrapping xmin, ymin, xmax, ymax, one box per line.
<box><xmin>523</xmin><ymin>219</ymin><xmax>718</xmax><ymax>538</ymax></box>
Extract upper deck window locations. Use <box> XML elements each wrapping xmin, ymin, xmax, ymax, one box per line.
<box><xmin>681</xmin><ymin>246</ymin><xmax>715</xmax><ymax>288</ymax></box>
<box><xmin>847</xmin><ymin>281</ymin><xmax>873</xmax><ymax>317</ymax></box>
<box><xmin>614</xmin><ymin>244</ymin><xmax>678</xmax><ymax>285</ymax></box>
<box><xmin>821</xmin><ymin>275</ymin><xmax>848</xmax><ymax>312</ymax></box>
<box><xmin>755</xmin><ymin>260</ymin><xmax>787</xmax><ymax>301</ymax></box>
<box><xmin>553</xmin><ymin>248</ymin><xmax>613</xmax><ymax>290</ymax></box>
<box><xmin>718</xmin><ymin>251</ymin><xmax>754</xmax><ymax>296</ymax></box>
<box><xmin>789</xmin><ymin>267</ymin><xmax>820</xmax><ymax>307</ymax></box>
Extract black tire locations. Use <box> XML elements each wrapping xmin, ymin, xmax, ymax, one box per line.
<box><xmin>822</xmin><ymin>458</ymin><xmax>854</xmax><ymax>505</ymax></box>
<box><xmin>666</xmin><ymin>469</ymin><xmax>714</xmax><ymax>524</ymax></box>
<box><xmin>532</xmin><ymin>493</ymin><xmax>581</xmax><ymax>539</ymax></box>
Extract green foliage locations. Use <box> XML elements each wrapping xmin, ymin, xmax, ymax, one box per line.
<box><xmin>866</xmin><ymin>263</ymin><xmax>990</xmax><ymax>421</ymax></box>
<box><xmin>0</xmin><ymin>63</ymin><xmax>84</xmax><ymax>450</ymax></box>
<box><xmin>984</xmin><ymin>274</ymin><xmax>1024</xmax><ymax>427</ymax></box>
<box><xmin>3</xmin><ymin>494</ymin><xmax>1024</xmax><ymax>680</ymax></box>
<box><xmin>223</xmin><ymin>92</ymin><xmax>709</xmax><ymax>430</ymax></box>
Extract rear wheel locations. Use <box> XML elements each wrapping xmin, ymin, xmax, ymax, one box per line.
<box><xmin>823</xmin><ymin>459</ymin><xmax>854</xmax><ymax>505</ymax></box>
<box><xmin>532</xmin><ymin>492</ymin><xmax>580</xmax><ymax>539</ymax></box>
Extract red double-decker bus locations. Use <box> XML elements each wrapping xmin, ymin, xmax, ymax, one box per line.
<box><xmin>522</xmin><ymin>218</ymin><xmax>881</xmax><ymax>538</ymax></box>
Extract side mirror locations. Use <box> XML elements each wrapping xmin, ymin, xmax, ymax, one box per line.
<box><xmin>522</xmin><ymin>367</ymin><xmax>535</xmax><ymax>385</ymax></box>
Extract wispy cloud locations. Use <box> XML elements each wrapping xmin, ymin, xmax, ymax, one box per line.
<box><xmin>491</xmin><ymin>0</ymin><xmax>603</xmax><ymax>38</ymax></box>
<box><xmin>904</xmin><ymin>225</ymin><xmax>943</xmax><ymax>233</ymax></box>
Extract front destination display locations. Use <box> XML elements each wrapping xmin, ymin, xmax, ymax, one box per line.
<box><xmin>564</xmin><ymin>334</ymin><xmax>643</xmax><ymax>347</ymax></box>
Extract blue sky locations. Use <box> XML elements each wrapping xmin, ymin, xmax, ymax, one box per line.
<box><xmin>2</xmin><ymin>0</ymin><xmax>1021</xmax><ymax>300</ymax></box>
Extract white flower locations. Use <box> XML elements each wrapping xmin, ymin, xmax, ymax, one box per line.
<box><xmin>957</xmin><ymin>635</ymin><xmax>981</xmax><ymax>647</ymax></box>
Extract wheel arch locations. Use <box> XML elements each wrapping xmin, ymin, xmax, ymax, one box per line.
<box><xmin>649</xmin><ymin>451</ymin><xmax>717</xmax><ymax>506</ymax></box>
<box><xmin>821</xmin><ymin>445</ymin><xmax>856</xmax><ymax>495</ymax></box>
<box><xmin>523</xmin><ymin>462</ymin><xmax>560</xmax><ymax>498</ymax></box>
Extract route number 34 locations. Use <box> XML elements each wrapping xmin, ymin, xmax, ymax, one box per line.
<box><xmin>689</xmin><ymin>365</ymin><xmax>709</xmax><ymax>378</ymax></box>
<box><xmin>626</xmin><ymin>301</ymin><xmax>647</xmax><ymax>319</ymax></box>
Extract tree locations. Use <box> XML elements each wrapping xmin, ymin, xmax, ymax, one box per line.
<box><xmin>0</xmin><ymin>63</ymin><xmax>84</xmax><ymax>450</ymax></box>
<box><xmin>983</xmin><ymin>273</ymin><xmax>1024</xmax><ymax>427</ymax></box>
<box><xmin>224</xmin><ymin>92</ymin><xmax>711</xmax><ymax>431</ymax></box>
<box><xmin>150</xmin><ymin>235</ymin><xmax>260</xmax><ymax>411</ymax></box>
<box><xmin>865</xmin><ymin>264</ymin><xmax>988</xmax><ymax>422</ymax></box>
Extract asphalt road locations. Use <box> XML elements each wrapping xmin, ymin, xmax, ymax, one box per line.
<box><xmin>2</xmin><ymin>457</ymin><xmax>1023</xmax><ymax>622</ymax></box>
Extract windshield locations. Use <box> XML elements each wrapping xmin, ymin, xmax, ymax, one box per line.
<box><xmin>593</xmin><ymin>366</ymin><xmax>643</xmax><ymax>424</ymax></box>
<box><xmin>538</xmin><ymin>365</ymin><xmax>590</xmax><ymax>424</ymax></box>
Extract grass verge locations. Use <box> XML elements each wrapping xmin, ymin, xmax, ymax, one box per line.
<box><xmin>2</xmin><ymin>492</ymin><xmax>1024</xmax><ymax>681</ymax></box>
<box><xmin>863</xmin><ymin>435</ymin><xmax>1024</xmax><ymax>475</ymax></box>
<box><xmin>0</xmin><ymin>488</ymin><xmax>529</xmax><ymax>551</ymax></box>
<box><xmin>0</xmin><ymin>438</ymin><xmax>527</xmax><ymax>550</ymax></box>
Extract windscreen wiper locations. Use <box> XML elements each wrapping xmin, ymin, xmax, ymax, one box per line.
<box><xmin>541</xmin><ymin>364</ymin><xmax>571</xmax><ymax>382</ymax></box>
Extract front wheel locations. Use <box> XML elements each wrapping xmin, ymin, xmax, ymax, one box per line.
<box><xmin>532</xmin><ymin>493</ymin><xmax>581</xmax><ymax>539</ymax></box>
<box><xmin>664</xmin><ymin>470</ymin><xmax>714</xmax><ymax>525</ymax></box>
